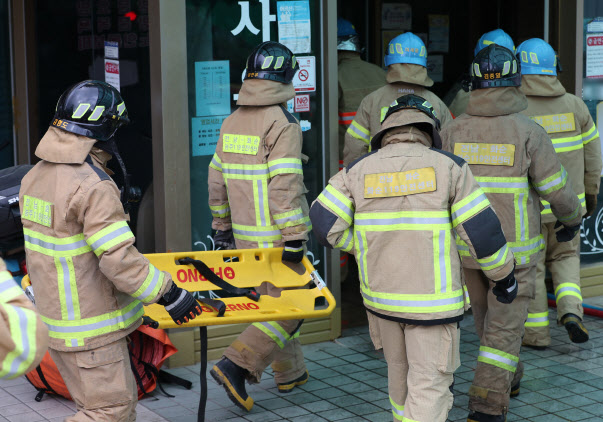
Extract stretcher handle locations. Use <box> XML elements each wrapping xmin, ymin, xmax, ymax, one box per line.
<box><xmin>177</xmin><ymin>257</ymin><xmax>261</xmax><ymax>302</ymax></box>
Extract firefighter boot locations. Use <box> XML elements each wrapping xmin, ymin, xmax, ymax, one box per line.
<box><xmin>277</xmin><ymin>370</ymin><xmax>309</xmax><ymax>393</ymax></box>
<box><xmin>210</xmin><ymin>357</ymin><xmax>254</xmax><ymax>411</ymax></box>
<box><xmin>561</xmin><ymin>313</ymin><xmax>589</xmax><ymax>344</ymax></box>
<box><xmin>467</xmin><ymin>411</ymin><xmax>506</xmax><ymax>422</ymax></box>
<box><xmin>510</xmin><ymin>381</ymin><xmax>520</xmax><ymax>398</ymax></box>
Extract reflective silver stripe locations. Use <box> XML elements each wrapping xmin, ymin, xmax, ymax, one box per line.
<box><xmin>137</xmin><ymin>266</ymin><xmax>161</xmax><ymax>302</ymax></box>
<box><xmin>478</xmin><ymin>350</ymin><xmax>518</xmax><ymax>369</ymax></box>
<box><xmin>357</xmin><ymin>232</ymin><xmax>368</xmax><ymax>288</ymax></box>
<box><xmin>88</xmin><ymin>106</ymin><xmax>104</xmax><ymax>121</ymax></box>
<box><xmin>8</xmin><ymin>307</ymin><xmax>31</xmax><ymax>377</ymax></box>
<box><xmin>222</xmin><ymin>167</ymin><xmax>269</xmax><ymax>176</ymax></box>
<box><xmin>274</xmin><ymin>211</ymin><xmax>305</xmax><ymax>226</ymax></box>
<box><xmin>232</xmin><ymin>227</ymin><xmax>281</xmax><ymax>237</ymax></box>
<box><xmin>44</xmin><ymin>302</ymin><xmax>144</xmax><ymax>334</ymax></box>
<box><xmin>341</xmin><ymin>230</ymin><xmax>353</xmax><ymax>250</ymax></box>
<box><xmin>89</xmin><ymin>226</ymin><xmax>132</xmax><ymax>252</ymax></box>
<box><xmin>268</xmin><ymin>162</ymin><xmax>302</xmax><ymax>173</ymax></box>
<box><xmin>164</xmin><ymin>290</ymin><xmax>187</xmax><ymax>312</ymax></box>
<box><xmin>583</xmin><ymin>129</ymin><xmax>599</xmax><ymax>143</ymax></box>
<box><xmin>518</xmin><ymin>193</ymin><xmax>526</xmax><ymax>241</ymax></box>
<box><xmin>362</xmin><ymin>290</ymin><xmax>464</xmax><ymax>308</ymax></box>
<box><xmin>323</xmin><ymin>190</ymin><xmax>354</xmax><ymax>221</ymax></box>
<box><xmin>349</xmin><ymin>123</ymin><xmax>370</xmax><ymax>141</ymax></box>
<box><xmin>210</xmin><ymin>156</ymin><xmax>222</xmax><ymax>171</ymax></box>
<box><xmin>355</xmin><ymin>216</ymin><xmax>451</xmax><ymax>226</ymax></box>
<box><xmin>24</xmin><ymin>235</ymin><xmax>89</xmax><ymax>252</ymax></box>
<box><xmin>553</xmin><ymin>138</ymin><xmax>583</xmax><ymax>151</ymax></box>
<box><xmin>478</xmin><ymin>181</ymin><xmax>529</xmax><ymax>189</ymax></box>
<box><xmin>480</xmin><ymin>244</ymin><xmax>509</xmax><ymax>269</ymax></box>
<box><xmin>257</xmin><ymin>180</ymin><xmax>267</xmax><ymax>226</ymax></box>
<box><xmin>0</xmin><ymin>279</ymin><xmax>16</xmax><ymax>294</ymax></box>
<box><xmin>556</xmin><ymin>286</ymin><xmax>581</xmax><ymax>297</ymax></box>
<box><xmin>451</xmin><ymin>193</ymin><xmax>488</xmax><ymax>223</ymax></box>
<box><xmin>510</xmin><ymin>238</ymin><xmax>544</xmax><ymax>253</ymax></box>
<box><xmin>212</xmin><ymin>207</ymin><xmax>230</xmax><ymax>216</ymax></box>
<box><xmin>257</xmin><ymin>322</ymin><xmax>288</xmax><ymax>345</ymax></box>
<box><xmin>60</xmin><ymin>258</ymin><xmax>75</xmax><ymax>321</ymax></box>
<box><xmin>439</xmin><ymin>230</ymin><xmax>447</xmax><ymax>293</ymax></box>
<box><xmin>526</xmin><ymin>316</ymin><xmax>548</xmax><ymax>323</ymax></box>
<box><xmin>536</xmin><ymin>168</ymin><xmax>567</xmax><ymax>193</ymax></box>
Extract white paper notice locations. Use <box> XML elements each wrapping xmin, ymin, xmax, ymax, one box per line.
<box><xmin>587</xmin><ymin>34</ymin><xmax>603</xmax><ymax>78</ymax></box>
<box><xmin>292</xmin><ymin>56</ymin><xmax>316</xmax><ymax>92</ymax></box>
<box><xmin>277</xmin><ymin>1</ymin><xmax>311</xmax><ymax>54</ymax></box>
<box><xmin>104</xmin><ymin>59</ymin><xmax>120</xmax><ymax>91</ymax></box>
<box><xmin>381</xmin><ymin>3</ymin><xmax>411</xmax><ymax>30</ymax></box>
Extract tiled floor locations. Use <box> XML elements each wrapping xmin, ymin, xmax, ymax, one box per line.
<box><xmin>3</xmin><ymin>307</ymin><xmax>603</xmax><ymax>421</ymax></box>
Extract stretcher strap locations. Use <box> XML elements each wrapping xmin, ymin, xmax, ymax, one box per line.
<box><xmin>178</xmin><ymin>258</ymin><xmax>261</xmax><ymax>302</ymax></box>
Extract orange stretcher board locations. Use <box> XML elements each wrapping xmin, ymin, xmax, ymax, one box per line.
<box><xmin>140</xmin><ymin>248</ymin><xmax>335</xmax><ymax>329</ymax></box>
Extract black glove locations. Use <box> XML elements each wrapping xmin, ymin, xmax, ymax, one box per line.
<box><xmin>282</xmin><ymin>240</ymin><xmax>304</xmax><ymax>263</ymax></box>
<box><xmin>554</xmin><ymin>220</ymin><xmax>581</xmax><ymax>242</ymax></box>
<box><xmin>158</xmin><ymin>284</ymin><xmax>201</xmax><ymax>325</ymax></box>
<box><xmin>214</xmin><ymin>229</ymin><xmax>235</xmax><ymax>250</ymax></box>
<box><xmin>492</xmin><ymin>270</ymin><xmax>518</xmax><ymax>304</ymax></box>
<box><xmin>585</xmin><ymin>194</ymin><xmax>597</xmax><ymax>218</ymax></box>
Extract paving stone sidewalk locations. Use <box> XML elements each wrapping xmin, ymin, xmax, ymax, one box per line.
<box><xmin>2</xmin><ymin>307</ymin><xmax>603</xmax><ymax>421</ymax></box>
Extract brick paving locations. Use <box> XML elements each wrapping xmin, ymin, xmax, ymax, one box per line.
<box><xmin>2</xmin><ymin>307</ymin><xmax>603</xmax><ymax>421</ymax></box>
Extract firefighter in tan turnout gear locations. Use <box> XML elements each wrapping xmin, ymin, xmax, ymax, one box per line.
<box><xmin>440</xmin><ymin>45</ymin><xmax>582</xmax><ymax>422</ymax></box>
<box><xmin>19</xmin><ymin>81</ymin><xmax>201</xmax><ymax>421</ymax></box>
<box><xmin>208</xmin><ymin>41</ymin><xmax>312</xmax><ymax>412</ymax></box>
<box><xmin>311</xmin><ymin>94</ymin><xmax>517</xmax><ymax>422</ymax></box>
<box><xmin>1</xmin><ymin>258</ymin><xmax>48</xmax><ymax>379</ymax></box>
<box><xmin>517</xmin><ymin>38</ymin><xmax>602</xmax><ymax>348</ymax></box>
<box><xmin>343</xmin><ymin>32</ymin><xmax>453</xmax><ymax>166</ymax></box>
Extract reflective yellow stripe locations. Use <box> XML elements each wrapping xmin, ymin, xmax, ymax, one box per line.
<box><xmin>209</xmin><ymin>154</ymin><xmax>222</xmax><ymax>172</ymax></box>
<box><xmin>390</xmin><ymin>396</ymin><xmax>405</xmax><ymax>421</ymax></box>
<box><xmin>335</xmin><ymin>228</ymin><xmax>354</xmax><ymax>252</ymax></box>
<box><xmin>0</xmin><ymin>304</ymin><xmax>38</xmax><ymax>379</ymax></box>
<box><xmin>232</xmin><ymin>223</ymin><xmax>282</xmax><ymax>241</ymax></box>
<box><xmin>478</xmin><ymin>346</ymin><xmax>518</xmax><ymax>372</ymax></box>
<box><xmin>361</xmin><ymin>283</ymin><xmax>464</xmax><ymax>314</ymax></box>
<box><xmin>451</xmin><ymin>189</ymin><xmax>490</xmax><ymax>226</ymax></box>
<box><xmin>347</xmin><ymin>120</ymin><xmax>371</xmax><ymax>144</ymax></box>
<box><xmin>457</xmin><ymin>235</ymin><xmax>544</xmax><ymax>265</ymax></box>
<box><xmin>555</xmin><ymin>282</ymin><xmax>582</xmax><ymax>301</ymax></box>
<box><xmin>252</xmin><ymin>321</ymin><xmax>299</xmax><ymax>349</ymax></box>
<box><xmin>24</xmin><ymin>228</ymin><xmax>91</xmax><ymax>257</ymax></box>
<box><xmin>525</xmin><ymin>311</ymin><xmax>549</xmax><ymax>327</ymax></box>
<box><xmin>476</xmin><ymin>244</ymin><xmax>509</xmax><ymax>271</ymax></box>
<box><xmin>209</xmin><ymin>203</ymin><xmax>231</xmax><ymax>218</ymax></box>
<box><xmin>131</xmin><ymin>264</ymin><xmax>164</xmax><ymax>304</ymax></box>
<box><xmin>542</xmin><ymin>192</ymin><xmax>585</xmax><ymax>215</ymax></box>
<box><xmin>551</xmin><ymin>133</ymin><xmax>583</xmax><ymax>152</ymax></box>
<box><xmin>268</xmin><ymin>158</ymin><xmax>303</xmax><ymax>177</ymax></box>
<box><xmin>86</xmin><ymin>221</ymin><xmax>134</xmax><ymax>257</ymax></box>
<box><xmin>533</xmin><ymin>166</ymin><xmax>568</xmax><ymax>195</ymax></box>
<box><xmin>354</xmin><ymin>210</ymin><xmax>451</xmax><ymax>231</ymax></box>
<box><xmin>0</xmin><ymin>271</ymin><xmax>21</xmax><ymax>303</ymax></box>
<box><xmin>582</xmin><ymin>124</ymin><xmax>598</xmax><ymax>145</ymax></box>
<box><xmin>273</xmin><ymin>208</ymin><xmax>310</xmax><ymax>230</ymax></box>
<box><xmin>318</xmin><ymin>185</ymin><xmax>354</xmax><ymax>225</ymax></box>
<box><xmin>474</xmin><ymin>177</ymin><xmax>530</xmax><ymax>193</ymax></box>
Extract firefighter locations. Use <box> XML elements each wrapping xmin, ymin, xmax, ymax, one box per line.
<box><xmin>448</xmin><ymin>29</ymin><xmax>515</xmax><ymax>117</ymax></box>
<box><xmin>1</xmin><ymin>258</ymin><xmax>48</xmax><ymax>379</ymax></box>
<box><xmin>518</xmin><ymin>38</ymin><xmax>601</xmax><ymax>347</ymax></box>
<box><xmin>343</xmin><ymin>32</ymin><xmax>453</xmax><ymax>166</ymax></box>
<box><xmin>337</xmin><ymin>17</ymin><xmax>386</xmax><ymax>285</ymax></box>
<box><xmin>311</xmin><ymin>94</ymin><xmax>517</xmax><ymax>422</ymax></box>
<box><xmin>440</xmin><ymin>45</ymin><xmax>582</xmax><ymax>422</ymax></box>
<box><xmin>19</xmin><ymin>80</ymin><xmax>201</xmax><ymax>422</ymax></box>
<box><xmin>208</xmin><ymin>41</ymin><xmax>312</xmax><ymax>412</ymax></box>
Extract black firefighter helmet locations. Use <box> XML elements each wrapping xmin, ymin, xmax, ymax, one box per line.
<box><xmin>244</xmin><ymin>41</ymin><xmax>299</xmax><ymax>84</ymax></box>
<box><xmin>51</xmin><ymin>80</ymin><xmax>130</xmax><ymax>141</ymax></box>
<box><xmin>371</xmin><ymin>94</ymin><xmax>442</xmax><ymax>151</ymax></box>
<box><xmin>471</xmin><ymin>44</ymin><xmax>521</xmax><ymax>90</ymax></box>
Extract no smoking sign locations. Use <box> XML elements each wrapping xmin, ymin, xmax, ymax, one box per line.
<box><xmin>293</xmin><ymin>56</ymin><xmax>316</xmax><ymax>92</ymax></box>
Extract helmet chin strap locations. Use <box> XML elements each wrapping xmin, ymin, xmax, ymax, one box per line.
<box><xmin>94</xmin><ymin>139</ymin><xmax>135</xmax><ymax>214</ymax></box>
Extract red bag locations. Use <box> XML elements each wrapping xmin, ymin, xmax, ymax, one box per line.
<box><xmin>25</xmin><ymin>325</ymin><xmax>178</xmax><ymax>401</ymax></box>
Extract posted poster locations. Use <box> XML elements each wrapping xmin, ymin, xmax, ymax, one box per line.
<box><xmin>292</xmin><ymin>56</ymin><xmax>316</xmax><ymax>92</ymax></box>
<box><xmin>191</xmin><ymin>115</ymin><xmax>228</xmax><ymax>157</ymax></box>
<box><xmin>586</xmin><ymin>34</ymin><xmax>603</xmax><ymax>78</ymax></box>
<box><xmin>195</xmin><ymin>61</ymin><xmax>230</xmax><ymax>117</ymax></box>
<box><xmin>382</xmin><ymin>3</ymin><xmax>411</xmax><ymax>30</ymax></box>
<box><xmin>104</xmin><ymin>59</ymin><xmax>120</xmax><ymax>91</ymax></box>
<box><xmin>428</xmin><ymin>14</ymin><xmax>449</xmax><ymax>53</ymax></box>
<box><xmin>427</xmin><ymin>55</ymin><xmax>444</xmax><ymax>83</ymax></box>
<box><xmin>277</xmin><ymin>1</ymin><xmax>311</xmax><ymax>54</ymax></box>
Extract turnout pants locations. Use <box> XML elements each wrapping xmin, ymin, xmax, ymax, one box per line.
<box><xmin>223</xmin><ymin>282</ymin><xmax>306</xmax><ymax>384</ymax></box>
<box><xmin>464</xmin><ymin>266</ymin><xmax>535</xmax><ymax>415</ymax></box>
<box><xmin>524</xmin><ymin>222</ymin><xmax>583</xmax><ymax>347</ymax></box>
<box><xmin>49</xmin><ymin>337</ymin><xmax>137</xmax><ymax>422</ymax></box>
<box><xmin>367</xmin><ymin>312</ymin><xmax>460</xmax><ymax>422</ymax></box>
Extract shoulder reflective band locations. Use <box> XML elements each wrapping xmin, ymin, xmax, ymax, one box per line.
<box><xmin>268</xmin><ymin>158</ymin><xmax>303</xmax><ymax>177</ymax></box>
<box><xmin>390</xmin><ymin>396</ymin><xmax>404</xmax><ymax>421</ymax></box>
<box><xmin>40</xmin><ymin>301</ymin><xmax>144</xmax><ymax>344</ymax></box>
<box><xmin>0</xmin><ymin>270</ymin><xmax>22</xmax><ymax>303</ymax></box>
<box><xmin>335</xmin><ymin>228</ymin><xmax>354</xmax><ymax>253</ymax></box>
<box><xmin>273</xmin><ymin>208</ymin><xmax>310</xmax><ymax>230</ymax></box>
<box><xmin>478</xmin><ymin>346</ymin><xmax>518</xmax><ymax>372</ymax></box>
<box><xmin>582</xmin><ymin>124</ymin><xmax>599</xmax><ymax>145</ymax></box>
<box><xmin>541</xmin><ymin>192</ymin><xmax>585</xmax><ymax>215</ymax></box>
<box><xmin>24</xmin><ymin>228</ymin><xmax>91</xmax><ymax>257</ymax></box>
<box><xmin>476</xmin><ymin>244</ymin><xmax>509</xmax><ymax>271</ymax></box>
<box><xmin>317</xmin><ymin>185</ymin><xmax>354</xmax><ymax>225</ymax></box>
<box><xmin>354</xmin><ymin>210</ymin><xmax>451</xmax><ymax>231</ymax></box>
<box><xmin>131</xmin><ymin>264</ymin><xmax>165</xmax><ymax>304</ymax></box>
<box><xmin>525</xmin><ymin>311</ymin><xmax>549</xmax><ymax>327</ymax></box>
<box><xmin>210</xmin><ymin>203</ymin><xmax>231</xmax><ymax>218</ymax></box>
<box><xmin>209</xmin><ymin>154</ymin><xmax>222</xmax><ymax>172</ymax></box>
<box><xmin>454</xmin><ymin>143</ymin><xmax>515</xmax><ymax>166</ymax></box>
<box><xmin>474</xmin><ymin>177</ymin><xmax>529</xmax><ymax>193</ymax></box>
<box><xmin>533</xmin><ymin>167</ymin><xmax>568</xmax><ymax>195</ymax></box>
<box><xmin>531</xmin><ymin>113</ymin><xmax>576</xmax><ymax>134</ymax></box>
<box><xmin>451</xmin><ymin>189</ymin><xmax>489</xmax><ymax>226</ymax></box>
<box><xmin>347</xmin><ymin>120</ymin><xmax>371</xmax><ymax>144</ymax></box>
<box><xmin>22</xmin><ymin>195</ymin><xmax>53</xmax><ymax>228</ymax></box>
<box><xmin>86</xmin><ymin>221</ymin><xmax>134</xmax><ymax>257</ymax></box>
<box><xmin>338</xmin><ymin>111</ymin><xmax>356</xmax><ymax>125</ymax></box>
<box><xmin>0</xmin><ymin>305</ymin><xmax>38</xmax><ymax>379</ymax></box>
<box><xmin>555</xmin><ymin>282</ymin><xmax>582</xmax><ymax>302</ymax></box>
<box><xmin>252</xmin><ymin>321</ymin><xmax>300</xmax><ymax>349</ymax></box>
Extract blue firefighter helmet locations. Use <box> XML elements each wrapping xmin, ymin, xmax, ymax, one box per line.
<box><xmin>516</xmin><ymin>38</ymin><xmax>557</xmax><ymax>76</ymax></box>
<box><xmin>337</xmin><ymin>18</ymin><xmax>361</xmax><ymax>52</ymax></box>
<box><xmin>337</xmin><ymin>18</ymin><xmax>357</xmax><ymax>37</ymax></box>
<box><xmin>474</xmin><ymin>29</ymin><xmax>515</xmax><ymax>57</ymax></box>
<box><xmin>384</xmin><ymin>32</ymin><xmax>427</xmax><ymax>67</ymax></box>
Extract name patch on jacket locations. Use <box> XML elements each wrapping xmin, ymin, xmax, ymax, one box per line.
<box><xmin>223</xmin><ymin>134</ymin><xmax>260</xmax><ymax>155</ymax></box>
<box><xmin>22</xmin><ymin>195</ymin><xmax>53</xmax><ymax>227</ymax></box>
<box><xmin>364</xmin><ymin>167</ymin><xmax>436</xmax><ymax>198</ymax></box>
<box><xmin>454</xmin><ymin>143</ymin><xmax>515</xmax><ymax>166</ymax></box>
<box><xmin>530</xmin><ymin>113</ymin><xmax>575</xmax><ymax>134</ymax></box>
